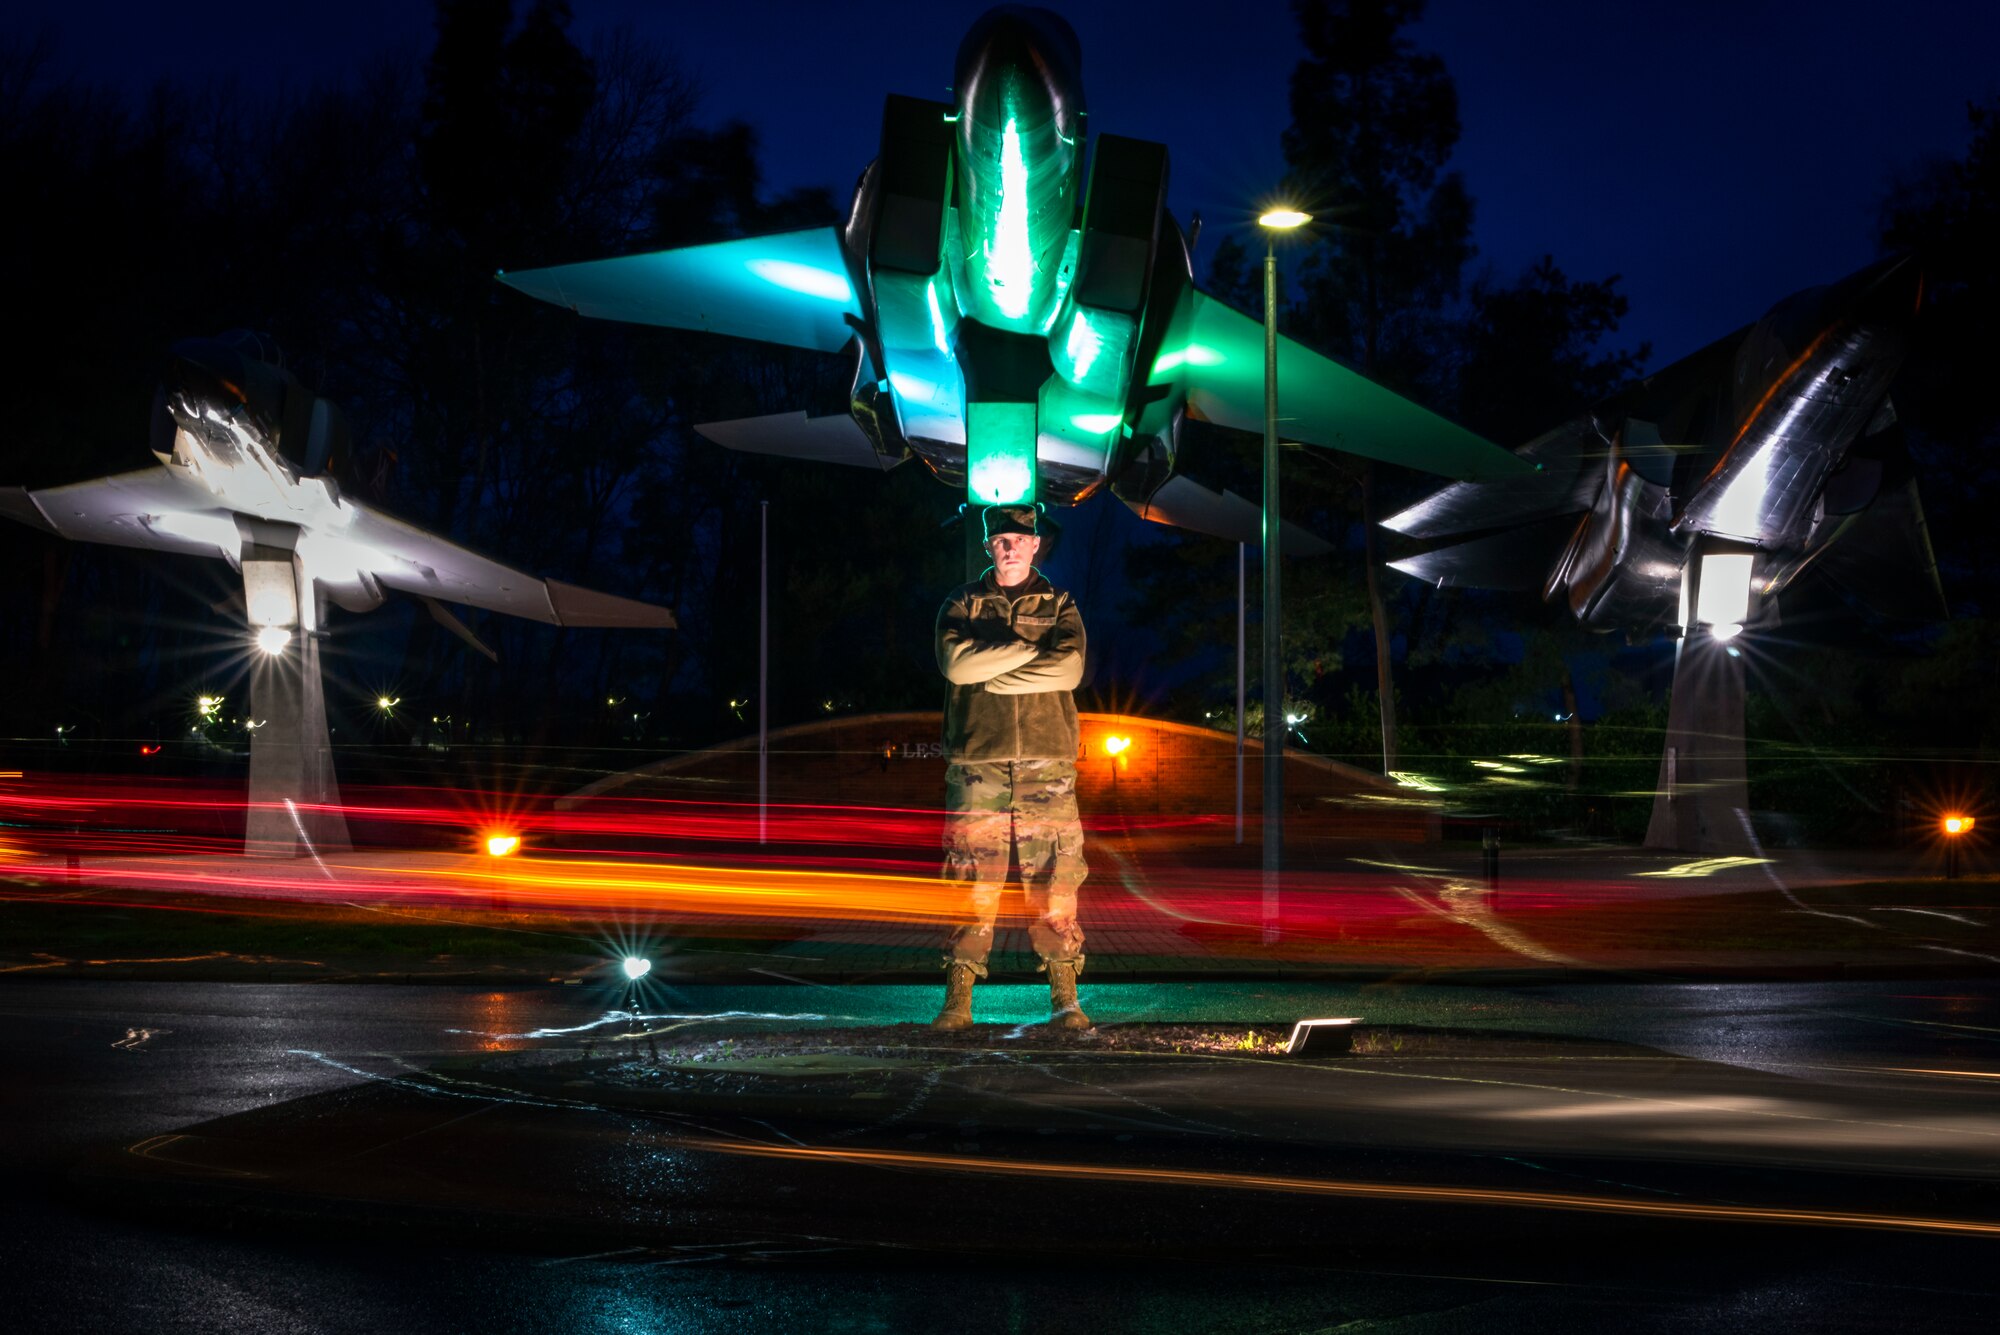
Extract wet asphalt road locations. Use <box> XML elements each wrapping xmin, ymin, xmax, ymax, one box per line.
<box><xmin>4</xmin><ymin>977</ymin><xmax>1999</xmax><ymax>1333</ymax></box>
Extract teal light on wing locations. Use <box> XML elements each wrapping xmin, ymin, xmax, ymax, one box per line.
<box><xmin>746</xmin><ymin>258</ymin><xmax>855</xmax><ymax>303</ymax></box>
<box><xmin>496</xmin><ymin>228</ymin><xmax>861</xmax><ymax>354</ymax></box>
<box><xmin>1172</xmin><ymin>292</ymin><xmax>1530</xmax><ymax>480</ymax></box>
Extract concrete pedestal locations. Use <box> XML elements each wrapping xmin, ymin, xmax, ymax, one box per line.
<box><xmin>240</xmin><ymin>526</ymin><xmax>351</xmax><ymax>858</ymax></box>
<box><xmin>1643</xmin><ymin>631</ymin><xmax>1754</xmax><ymax>855</ymax></box>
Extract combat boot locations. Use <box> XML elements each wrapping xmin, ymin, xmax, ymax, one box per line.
<box><xmin>932</xmin><ymin>962</ymin><xmax>977</xmax><ymax>1031</ymax></box>
<box><xmin>1046</xmin><ymin>958</ymin><xmax>1091</xmax><ymax>1029</ymax></box>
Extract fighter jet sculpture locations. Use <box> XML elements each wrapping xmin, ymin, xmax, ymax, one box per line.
<box><xmin>498</xmin><ymin>5</ymin><xmax>1528</xmax><ymax>552</ymax></box>
<box><xmin>1</xmin><ymin>333</ymin><xmax>674</xmax><ymax>856</ymax></box>
<box><xmin>1381</xmin><ymin>256</ymin><xmax>1941</xmax><ymax>851</ymax></box>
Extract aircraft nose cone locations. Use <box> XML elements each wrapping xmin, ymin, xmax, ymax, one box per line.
<box><xmin>160</xmin><ymin>340</ymin><xmax>251</xmax><ymax>437</ymax></box>
<box><xmin>953</xmin><ymin>5</ymin><xmax>1085</xmax><ymax>135</ymax></box>
<box><xmin>161</xmin><ymin>333</ymin><xmax>286</xmax><ymax>441</ymax></box>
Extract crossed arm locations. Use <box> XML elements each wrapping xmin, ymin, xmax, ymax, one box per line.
<box><xmin>936</xmin><ymin>597</ymin><xmax>1086</xmax><ymax>694</ymax></box>
<box><xmin>936</xmin><ymin>623</ymin><xmax>1039</xmax><ymax>684</ymax></box>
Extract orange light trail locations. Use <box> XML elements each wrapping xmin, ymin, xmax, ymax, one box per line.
<box><xmin>1</xmin><ymin>773</ymin><xmax>1935</xmax><ymax>959</ymax></box>
<box><xmin>678</xmin><ymin>1137</ymin><xmax>2000</xmax><ymax>1239</ymax></box>
<box><xmin>416</xmin><ymin>853</ymin><xmax>968</xmax><ymax>922</ymax></box>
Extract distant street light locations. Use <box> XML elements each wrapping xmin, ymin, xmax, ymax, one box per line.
<box><xmin>1943</xmin><ymin>813</ymin><xmax>1975</xmax><ymax>879</ymax></box>
<box><xmin>1259</xmin><ymin>204</ymin><xmax>1311</xmax><ymax>941</ymax></box>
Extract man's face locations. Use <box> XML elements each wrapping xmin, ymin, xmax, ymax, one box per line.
<box><xmin>987</xmin><ymin>532</ymin><xmax>1040</xmax><ymax>586</ymax></box>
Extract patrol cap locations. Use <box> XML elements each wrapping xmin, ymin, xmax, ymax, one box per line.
<box><xmin>982</xmin><ymin>504</ymin><xmax>1040</xmax><ymax>541</ymax></box>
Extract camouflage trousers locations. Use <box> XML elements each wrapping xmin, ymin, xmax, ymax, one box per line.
<box><xmin>942</xmin><ymin>759</ymin><xmax>1087</xmax><ymax>977</ymax></box>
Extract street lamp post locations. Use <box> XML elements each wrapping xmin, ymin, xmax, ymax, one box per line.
<box><xmin>1257</xmin><ymin>207</ymin><xmax>1310</xmax><ymax>941</ymax></box>
<box><xmin>1236</xmin><ymin>541</ymin><xmax>1246</xmax><ymax>845</ymax></box>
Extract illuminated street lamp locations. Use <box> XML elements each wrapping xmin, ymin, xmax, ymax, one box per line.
<box><xmin>485</xmin><ymin>833</ymin><xmax>521</xmax><ymax>858</ymax></box>
<box><xmin>1103</xmin><ymin>734</ymin><xmax>1132</xmax><ymax>782</ymax></box>
<box><xmin>1259</xmin><ymin>205</ymin><xmax>1311</xmax><ymax>939</ymax></box>
<box><xmin>1942</xmin><ymin>813</ymin><xmax>1974</xmax><ymax>879</ymax></box>
<box><xmin>254</xmin><ymin>625</ymin><xmax>292</xmax><ymax>655</ymax></box>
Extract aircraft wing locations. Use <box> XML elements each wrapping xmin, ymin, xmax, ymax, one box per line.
<box><xmin>1387</xmin><ymin>514</ymin><xmax>1583</xmax><ymax>592</ymax></box>
<box><xmin>1381</xmin><ymin>417</ymin><xmax>1601</xmax><ymax>538</ymax></box>
<box><xmin>340</xmin><ymin>500</ymin><xmax>675</xmax><ymax>629</ymax></box>
<box><xmin>695</xmin><ymin>412</ymin><xmax>901</xmax><ymax>470</ymax></box>
<box><xmin>497</xmin><ymin>228</ymin><xmax>861</xmax><ymax>354</ymax></box>
<box><xmin>2</xmin><ymin>469</ymin><xmax>673</xmax><ymax>630</ymax></box>
<box><xmin>1</xmin><ymin>469</ymin><xmax>240</xmax><ymax>558</ymax></box>
<box><xmin>1173</xmin><ymin>292</ymin><xmax>1532</xmax><ymax>481</ymax></box>
<box><xmin>1121</xmin><ymin>475</ymin><xmax>1331</xmax><ymax>556</ymax></box>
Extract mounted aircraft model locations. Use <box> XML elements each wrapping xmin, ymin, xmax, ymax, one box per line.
<box><xmin>1382</xmin><ymin>255</ymin><xmax>1942</xmax><ymax>851</ymax></box>
<box><xmin>1</xmin><ymin>333</ymin><xmax>674</xmax><ymax>856</ymax></box>
<box><xmin>497</xmin><ymin>5</ymin><xmax>1529</xmax><ymax>557</ymax></box>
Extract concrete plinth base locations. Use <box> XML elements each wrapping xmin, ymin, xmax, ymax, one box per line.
<box><xmin>1644</xmin><ymin>632</ymin><xmax>1753</xmax><ymax>855</ymax></box>
<box><xmin>244</xmin><ymin>629</ymin><xmax>351</xmax><ymax>857</ymax></box>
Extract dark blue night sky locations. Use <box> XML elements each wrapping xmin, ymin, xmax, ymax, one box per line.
<box><xmin>14</xmin><ymin>0</ymin><xmax>1998</xmax><ymax>364</ymax></box>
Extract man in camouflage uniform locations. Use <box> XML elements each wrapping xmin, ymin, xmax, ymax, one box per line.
<box><xmin>932</xmin><ymin>503</ymin><xmax>1091</xmax><ymax>1031</ymax></box>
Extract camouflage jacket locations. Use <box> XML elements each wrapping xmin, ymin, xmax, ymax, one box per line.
<box><xmin>935</xmin><ymin>569</ymin><xmax>1085</xmax><ymax>762</ymax></box>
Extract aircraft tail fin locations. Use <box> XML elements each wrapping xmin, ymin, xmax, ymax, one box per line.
<box><xmin>422</xmin><ymin>597</ymin><xmax>499</xmax><ymax>662</ymax></box>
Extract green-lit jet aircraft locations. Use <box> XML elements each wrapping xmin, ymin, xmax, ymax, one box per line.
<box><xmin>500</xmin><ymin>5</ymin><xmax>1528</xmax><ymax>549</ymax></box>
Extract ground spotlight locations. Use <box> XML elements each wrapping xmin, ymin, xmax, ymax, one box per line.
<box><xmin>622</xmin><ymin>956</ymin><xmax>652</xmax><ymax>981</ymax></box>
<box><xmin>484</xmin><ymin>833</ymin><xmax>521</xmax><ymax>857</ymax></box>
<box><xmin>1285</xmin><ymin>1017</ymin><xmax>1361</xmax><ymax>1056</ymax></box>
<box><xmin>254</xmin><ymin>625</ymin><xmax>292</xmax><ymax>655</ymax></box>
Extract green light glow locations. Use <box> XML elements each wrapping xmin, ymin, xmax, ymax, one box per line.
<box><xmin>745</xmin><ymin>258</ymin><xmax>853</xmax><ymax>303</ymax></box>
<box><xmin>1064</xmin><ymin>309</ymin><xmax>1103</xmax><ymax>381</ymax></box>
<box><xmin>888</xmin><ymin>370</ymin><xmax>937</xmax><ymax>402</ymax></box>
<box><xmin>1070</xmin><ymin>413</ymin><xmax>1122</xmax><ymax>434</ymax></box>
<box><xmin>924</xmin><ymin>280</ymin><xmax>952</xmax><ymax>356</ymax></box>
<box><xmin>966</xmin><ymin>401</ymin><xmax>1037</xmax><ymax>505</ymax></box>
<box><xmin>984</xmin><ymin>118</ymin><xmax>1034</xmax><ymax>321</ymax></box>
<box><xmin>1151</xmin><ymin>344</ymin><xmax>1225</xmax><ymax>375</ymax></box>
